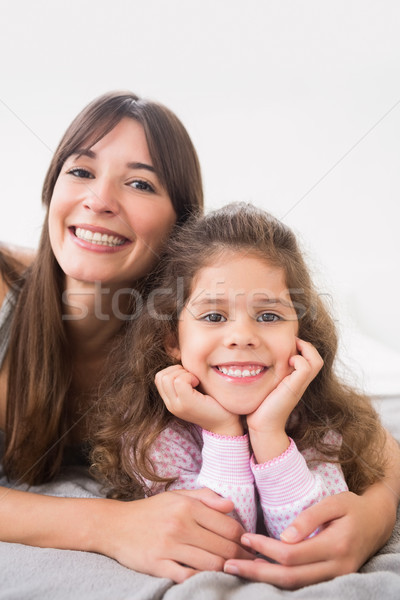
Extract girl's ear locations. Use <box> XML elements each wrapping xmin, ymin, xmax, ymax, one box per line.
<box><xmin>165</xmin><ymin>333</ymin><xmax>181</xmax><ymax>361</ymax></box>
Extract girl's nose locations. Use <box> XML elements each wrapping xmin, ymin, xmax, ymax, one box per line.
<box><xmin>83</xmin><ymin>179</ymin><xmax>120</xmax><ymax>215</ymax></box>
<box><xmin>223</xmin><ymin>320</ymin><xmax>260</xmax><ymax>349</ymax></box>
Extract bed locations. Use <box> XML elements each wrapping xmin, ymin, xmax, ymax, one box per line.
<box><xmin>1</xmin><ymin>330</ymin><xmax>399</xmax><ymax>599</ymax></box>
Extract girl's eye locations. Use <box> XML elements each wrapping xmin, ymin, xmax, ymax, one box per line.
<box><xmin>129</xmin><ymin>179</ymin><xmax>155</xmax><ymax>193</ymax></box>
<box><xmin>67</xmin><ymin>167</ymin><xmax>94</xmax><ymax>179</ymax></box>
<box><xmin>203</xmin><ymin>313</ymin><xmax>226</xmax><ymax>323</ymax></box>
<box><xmin>257</xmin><ymin>312</ymin><xmax>281</xmax><ymax>323</ymax></box>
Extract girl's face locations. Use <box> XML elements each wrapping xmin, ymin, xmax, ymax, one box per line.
<box><xmin>171</xmin><ymin>252</ymin><xmax>299</xmax><ymax>415</ymax></box>
<box><xmin>49</xmin><ymin>117</ymin><xmax>176</xmax><ymax>289</ymax></box>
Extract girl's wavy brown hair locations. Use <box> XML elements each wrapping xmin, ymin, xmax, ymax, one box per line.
<box><xmin>91</xmin><ymin>203</ymin><xmax>387</xmax><ymax>499</ymax></box>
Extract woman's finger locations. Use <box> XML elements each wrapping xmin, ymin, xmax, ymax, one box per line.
<box><xmin>224</xmin><ymin>556</ymin><xmax>339</xmax><ymax>590</ymax></box>
<box><xmin>154</xmin><ymin>559</ymin><xmax>198</xmax><ymax>583</ymax></box>
<box><xmin>280</xmin><ymin>493</ymin><xmax>349</xmax><ymax>542</ymax></box>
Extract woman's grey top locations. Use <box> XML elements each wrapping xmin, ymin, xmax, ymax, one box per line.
<box><xmin>0</xmin><ymin>291</ymin><xmax>16</xmax><ymax>369</ymax></box>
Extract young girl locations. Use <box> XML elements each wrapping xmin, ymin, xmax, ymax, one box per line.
<box><xmin>92</xmin><ymin>203</ymin><xmax>387</xmax><ymax>540</ymax></box>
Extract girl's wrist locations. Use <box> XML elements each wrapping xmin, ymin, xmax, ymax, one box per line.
<box><xmin>207</xmin><ymin>421</ymin><xmax>244</xmax><ymax>437</ymax></box>
<box><xmin>249</xmin><ymin>429</ymin><xmax>290</xmax><ymax>464</ymax></box>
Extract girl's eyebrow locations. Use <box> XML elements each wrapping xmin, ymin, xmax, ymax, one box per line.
<box><xmin>190</xmin><ymin>297</ymin><xmax>227</xmax><ymax>308</ymax></box>
<box><xmin>70</xmin><ymin>150</ymin><xmax>156</xmax><ymax>173</ymax></box>
<box><xmin>251</xmin><ymin>294</ymin><xmax>293</xmax><ymax>308</ymax></box>
<box><xmin>190</xmin><ymin>295</ymin><xmax>291</xmax><ymax>308</ymax></box>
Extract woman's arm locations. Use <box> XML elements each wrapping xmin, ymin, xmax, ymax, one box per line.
<box><xmin>0</xmin><ymin>484</ymin><xmax>250</xmax><ymax>583</ymax></box>
<box><xmin>224</xmin><ymin>432</ymin><xmax>400</xmax><ymax>588</ymax></box>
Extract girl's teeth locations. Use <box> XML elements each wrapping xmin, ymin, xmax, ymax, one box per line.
<box><xmin>75</xmin><ymin>227</ymin><xmax>125</xmax><ymax>246</ymax></box>
<box><xmin>218</xmin><ymin>366</ymin><xmax>263</xmax><ymax>378</ymax></box>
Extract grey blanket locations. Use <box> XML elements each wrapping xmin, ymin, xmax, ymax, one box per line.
<box><xmin>1</xmin><ymin>397</ymin><xmax>400</xmax><ymax>600</ymax></box>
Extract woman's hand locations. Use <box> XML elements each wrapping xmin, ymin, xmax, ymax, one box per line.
<box><xmin>96</xmin><ymin>488</ymin><xmax>252</xmax><ymax>582</ymax></box>
<box><xmin>155</xmin><ymin>365</ymin><xmax>243</xmax><ymax>436</ymax></box>
<box><xmin>247</xmin><ymin>338</ymin><xmax>323</xmax><ymax>462</ymax></box>
<box><xmin>224</xmin><ymin>488</ymin><xmax>396</xmax><ymax>589</ymax></box>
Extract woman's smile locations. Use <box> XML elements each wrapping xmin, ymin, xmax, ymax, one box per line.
<box><xmin>69</xmin><ymin>225</ymin><xmax>132</xmax><ymax>252</ymax></box>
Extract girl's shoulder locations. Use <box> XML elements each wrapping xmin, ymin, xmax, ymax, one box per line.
<box><xmin>154</xmin><ymin>421</ymin><xmax>203</xmax><ymax>453</ymax></box>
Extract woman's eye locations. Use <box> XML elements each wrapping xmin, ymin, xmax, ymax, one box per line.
<box><xmin>257</xmin><ymin>312</ymin><xmax>281</xmax><ymax>322</ymax></box>
<box><xmin>203</xmin><ymin>313</ymin><xmax>226</xmax><ymax>323</ymax></box>
<box><xmin>129</xmin><ymin>179</ymin><xmax>155</xmax><ymax>192</ymax></box>
<box><xmin>67</xmin><ymin>167</ymin><xmax>93</xmax><ymax>179</ymax></box>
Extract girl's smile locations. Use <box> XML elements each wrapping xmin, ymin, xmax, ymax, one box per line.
<box><xmin>213</xmin><ymin>363</ymin><xmax>267</xmax><ymax>381</ymax></box>
<box><xmin>170</xmin><ymin>251</ymin><xmax>299</xmax><ymax>415</ymax></box>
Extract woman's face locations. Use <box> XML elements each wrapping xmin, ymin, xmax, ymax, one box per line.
<box><xmin>49</xmin><ymin>117</ymin><xmax>176</xmax><ymax>289</ymax></box>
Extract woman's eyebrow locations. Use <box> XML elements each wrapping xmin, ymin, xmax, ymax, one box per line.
<box><xmin>71</xmin><ymin>149</ymin><xmax>96</xmax><ymax>159</ymax></box>
<box><xmin>126</xmin><ymin>161</ymin><xmax>156</xmax><ymax>173</ymax></box>
<box><xmin>70</xmin><ymin>151</ymin><xmax>156</xmax><ymax>173</ymax></box>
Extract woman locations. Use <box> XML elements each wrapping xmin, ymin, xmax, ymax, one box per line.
<box><xmin>0</xmin><ymin>91</ymin><xmax>399</xmax><ymax>587</ymax></box>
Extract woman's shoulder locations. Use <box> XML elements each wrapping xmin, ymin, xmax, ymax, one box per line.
<box><xmin>0</xmin><ymin>242</ymin><xmax>36</xmax><ymax>269</ymax></box>
<box><xmin>0</xmin><ymin>243</ymin><xmax>35</xmax><ymax>304</ymax></box>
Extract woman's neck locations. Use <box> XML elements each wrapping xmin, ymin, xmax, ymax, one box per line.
<box><xmin>62</xmin><ymin>278</ymin><xmax>131</xmax><ymax>360</ymax></box>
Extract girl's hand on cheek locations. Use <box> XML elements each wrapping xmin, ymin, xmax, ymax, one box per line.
<box><xmin>155</xmin><ymin>365</ymin><xmax>243</xmax><ymax>436</ymax></box>
<box><xmin>247</xmin><ymin>338</ymin><xmax>323</xmax><ymax>462</ymax></box>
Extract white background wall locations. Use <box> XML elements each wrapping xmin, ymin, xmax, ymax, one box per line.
<box><xmin>1</xmin><ymin>1</ymin><xmax>399</xmax><ymax>393</ymax></box>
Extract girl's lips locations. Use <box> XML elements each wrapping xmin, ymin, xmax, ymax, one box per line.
<box><xmin>212</xmin><ymin>364</ymin><xmax>268</xmax><ymax>382</ymax></box>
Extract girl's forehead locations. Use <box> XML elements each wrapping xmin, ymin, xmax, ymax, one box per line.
<box><xmin>189</xmin><ymin>250</ymin><xmax>288</xmax><ymax>295</ymax></box>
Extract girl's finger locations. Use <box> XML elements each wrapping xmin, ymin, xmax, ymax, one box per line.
<box><xmin>155</xmin><ymin>366</ymin><xmax>186</xmax><ymax>402</ymax></box>
<box><xmin>155</xmin><ymin>365</ymin><xmax>185</xmax><ymax>394</ymax></box>
<box><xmin>295</xmin><ymin>338</ymin><xmax>324</xmax><ymax>370</ymax></box>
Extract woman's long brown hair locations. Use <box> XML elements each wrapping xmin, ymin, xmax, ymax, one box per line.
<box><xmin>1</xmin><ymin>91</ymin><xmax>203</xmax><ymax>484</ymax></box>
<box><xmin>91</xmin><ymin>203</ymin><xmax>387</xmax><ymax>499</ymax></box>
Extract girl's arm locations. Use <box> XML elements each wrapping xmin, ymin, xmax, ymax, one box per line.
<box><xmin>251</xmin><ymin>436</ymin><xmax>348</xmax><ymax>539</ymax></box>
<box><xmin>224</xmin><ymin>432</ymin><xmax>400</xmax><ymax>588</ymax></box>
<box><xmin>246</xmin><ymin>339</ymin><xmax>344</xmax><ymax>537</ymax></box>
<box><xmin>0</xmin><ymin>484</ymin><xmax>250</xmax><ymax>583</ymax></box>
<box><xmin>154</xmin><ymin>366</ymin><xmax>258</xmax><ymax>531</ymax></box>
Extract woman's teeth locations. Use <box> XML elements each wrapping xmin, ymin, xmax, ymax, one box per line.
<box><xmin>217</xmin><ymin>366</ymin><xmax>264</xmax><ymax>378</ymax></box>
<box><xmin>75</xmin><ymin>227</ymin><xmax>125</xmax><ymax>246</ymax></box>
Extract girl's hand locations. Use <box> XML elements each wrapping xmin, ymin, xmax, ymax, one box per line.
<box><xmin>224</xmin><ymin>489</ymin><xmax>395</xmax><ymax>589</ymax></box>
<box><xmin>155</xmin><ymin>365</ymin><xmax>243</xmax><ymax>436</ymax></box>
<box><xmin>247</xmin><ymin>338</ymin><xmax>323</xmax><ymax>462</ymax></box>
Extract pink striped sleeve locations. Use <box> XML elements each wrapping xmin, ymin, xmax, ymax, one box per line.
<box><xmin>198</xmin><ymin>430</ymin><xmax>257</xmax><ymax>532</ymax></box>
<box><xmin>252</xmin><ymin>437</ymin><xmax>348</xmax><ymax>539</ymax></box>
<box><xmin>251</xmin><ymin>438</ymin><xmax>315</xmax><ymax>505</ymax></box>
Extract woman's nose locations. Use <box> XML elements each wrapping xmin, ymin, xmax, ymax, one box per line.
<box><xmin>83</xmin><ymin>178</ymin><xmax>120</xmax><ymax>215</ymax></box>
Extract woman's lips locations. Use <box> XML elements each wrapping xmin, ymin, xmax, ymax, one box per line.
<box><xmin>68</xmin><ymin>226</ymin><xmax>131</xmax><ymax>252</ymax></box>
